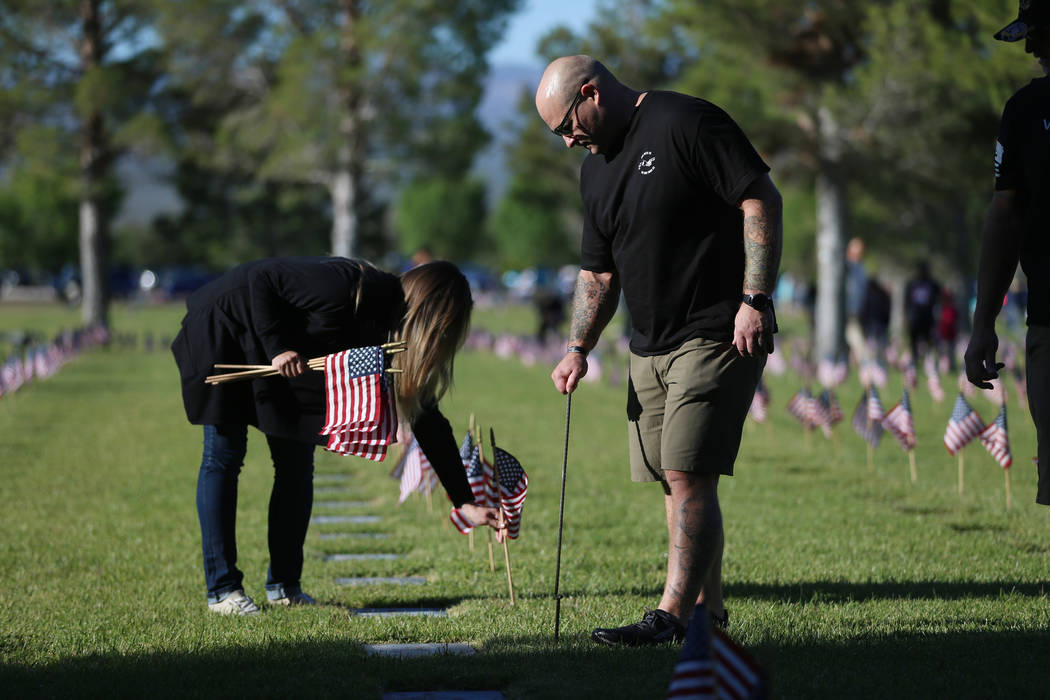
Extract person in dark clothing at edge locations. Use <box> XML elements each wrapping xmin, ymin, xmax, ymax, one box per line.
<box><xmin>966</xmin><ymin>0</ymin><xmax>1050</xmax><ymax>508</ymax></box>
<box><xmin>535</xmin><ymin>55</ymin><xmax>782</xmax><ymax>646</ymax></box>
<box><xmin>172</xmin><ymin>258</ymin><xmax>503</xmax><ymax>615</ymax></box>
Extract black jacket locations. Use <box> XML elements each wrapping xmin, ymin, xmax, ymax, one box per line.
<box><xmin>171</xmin><ymin>257</ymin><xmax>474</xmax><ymax>506</ymax></box>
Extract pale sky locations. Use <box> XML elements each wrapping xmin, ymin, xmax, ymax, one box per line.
<box><xmin>489</xmin><ymin>0</ymin><xmax>598</xmax><ymax>67</ymax></box>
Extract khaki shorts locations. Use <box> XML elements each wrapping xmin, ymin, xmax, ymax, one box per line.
<box><xmin>627</xmin><ymin>337</ymin><xmax>765</xmax><ymax>483</ymax></box>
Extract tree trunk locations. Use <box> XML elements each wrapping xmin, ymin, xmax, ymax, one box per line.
<box><xmin>78</xmin><ymin>0</ymin><xmax>108</xmax><ymax>328</ymax></box>
<box><xmin>813</xmin><ymin>106</ymin><xmax>847</xmax><ymax>362</ymax></box>
<box><xmin>331</xmin><ymin>0</ymin><xmax>363</xmax><ymax>259</ymax></box>
<box><xmin>330</xmin><ymin>167</ymin><xmax>355</xmax><ymax>258</ymax></box>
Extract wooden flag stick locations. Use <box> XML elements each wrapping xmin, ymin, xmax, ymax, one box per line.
<box><xmin>908</xmin><ymin>450</ymin><xmax>918</xmax><ymax>483</ymax></box>
<box><xmin>1005</xmin><ymin>468</ymin><xmax>1012</xmax><ymax>510</ymax></box>
<box><xmin>468</xmin><ymin>413</ymin><xmax>476</xmax><ymax>554</ymax></box>
<box><xmin>866</xmin><ymin>443</ymin><xmax>874</xmax><ymax>472</ymax></box>
<box><xmin>475</xmin><ymin>423</ymin><xmax>495</xmax><ymax>572</ymax></box>
<box><xmin>490</xmin><ymin>427</ymin><xmax>515</xmax><ymax>606</ymax></box>
<box><xmin>957</xmin><ymin>453</ymin><xmax>965</xmax><ymax>495</ymax></box>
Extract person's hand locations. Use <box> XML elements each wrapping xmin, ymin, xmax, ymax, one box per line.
<box><xmin>271</xmin><ymin>350</ymin><xmax>306</xmax><ymax>378</ymax></box>
<box><xmin>964</xmin><ymin>325</ymin><xmax>1004</xmax><ymax>390</ymax></box>
<box><xmin>733</xmin><ymin>304</ymin><xmax>774</xmax><ymax>356</ymax></box>
<box><xmin>458</xmin><ymin>503</ymin><xmax>506</xmax><ymax>542</ymax></box>
<box><xmin>551</xmin><ymin>352</ymin><xmax>588</xmax><ymax>394</ymax></box>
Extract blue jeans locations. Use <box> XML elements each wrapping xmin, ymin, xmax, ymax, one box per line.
<box><xmin>196</xmin><ymin>424</ymin><xmax>315</xmax><ymax>603</ymax></box>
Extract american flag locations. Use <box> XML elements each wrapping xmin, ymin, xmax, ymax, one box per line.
<box><xmin>851</xmin><ymin>389</ymin><xmax>883</xmax><ymax>447</ymax></box>
<box><xmin>902</xmin><ymin>363</ymin><xmax>918</xmax><ymax>390</ymax></box>
<box><xmin>979</xmin><ymin>404</ymin><xmax>1012</xmax><ymax>469</ymax></box>
<box><xmin>786</xmin><ymin>388</ymin><xmax>811</xmax><ymax>426</ymax></box>
<box><xmin>393</xmin><ymin>437</ymin><xmax>433</xmax><ymax>504</ymax></box>
<box><xmin>817</xmin><ymin>358</ymin><xmax>848</xmax><ymax>388</ymax></box>
<box><xmin>748</xmin><ymin>381</ymin><xmax>769</xmax><ymax>423</ymax></box>
<box><xmin>667</xmin><ymin>604</ymin><xmax>766</xmax><ymax>700</ymax></box>
<box><xmin>866</xmin><ymin>385</ymin><xmax>885</xmax><ymax>424</ymax></box>
<box><xmin>450</xmin><ymin>432</ymin><xmax>498</xmax><ymax>534</ymax></box>
<box><xmin>806</xmin><ymin>391</ymin><xmax>832</xmax><ymax>437</ymax></box>
<box><xmin>882</xmin><ymin>390</ymin><xmax>917</xmax><ymax>451</ymax></box>
<box><xmin>320</xmin><ymin>346</ymin><xmax>397</xmax><ymax>461</ymax></box>
<box><xmin>819</xmin><ymin>390</ymin><xmax>843</xmax><ymax>426</ymax></box>
<box><xmin>924</xmin><ymin>355</ymin><xmax>945</xmax><ymax>403</ymax></box>
<box><xmin>493</xmin><ymin>445</ymin><xmax>528</xmax><ymax>540</ymax></box>
<box><xmin>943</xmin><ymin>393</ymin><xmax>985</xmax><ymax>455</ymax></box>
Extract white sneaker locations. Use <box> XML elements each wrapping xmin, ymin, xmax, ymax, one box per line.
<box><xmin>268</xmin><ymin>591</ymin><xmax>317</xmax><ymax>606</ymax></box>
<box><xmin>208</xmin><ymin>590</ymin><xmax>260</xmax><ymax>616</ymax></box>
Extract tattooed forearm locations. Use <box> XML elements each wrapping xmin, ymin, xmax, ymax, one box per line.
<box><xmin>742</xmin><ymin>211</ymin><xmax>782</xmax><ymax>294</ymax></box>
<box><xmin>569</xmin><ymin>270</ymin><xmax>620</xmax><ymax>349</ymax></box>
<box><xmin>743</xmin><ymin>189</ymin><xmax>785</xmax><ymax>293</ymax></box>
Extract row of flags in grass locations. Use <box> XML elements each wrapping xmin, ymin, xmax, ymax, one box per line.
<box><xmin>391</xmin><ymin>425</ymin><xmax>529</xmax><ymax>540</ymax></box>
<box><xmin>1</xmin><ymin>325</ymin><xmax>111</xmax><ymax>399</ymax></box>
<box><xmin>760</xmin><ymin>377</ymin><xmax>1013</xmax><ymax>471</ymax></box>
<box><xmin>945</xmin><ymin>393</ymin><xmax>1012</xmax><ymax>469</ymax></box>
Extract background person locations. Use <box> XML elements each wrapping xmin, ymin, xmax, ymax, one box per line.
<box><xmin>965</xmin><ymin>0</ymin><xmax>1050</xmax><ymax>507</ymax></box>
<box><xmin>172</xmin><ymin>258</ymin><xmax>502</xmax><ymax>614</ymax></box>
<box><xmin>536</xmin><ymin>55</ymin><xmax>781</xmax><ymax>646</ymax></box>
<box><xmin>904</xmin><ymin>259</ymin><xmax>942</xmax><ymax>364</ymax></box>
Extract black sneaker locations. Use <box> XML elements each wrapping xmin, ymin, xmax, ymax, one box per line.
<box><xmin>591</xmin><ymin>609</ymin><xmax>686</xmax><ymax>647</ymax></box>
<box><xmin>710</xmin><ymin>608</ymin><xmax>729</xmax><ymax>631</ymax></box>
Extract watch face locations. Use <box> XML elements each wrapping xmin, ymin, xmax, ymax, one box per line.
<box><xmin>745</xmin><ymin>294</ymin><xmax>769</xmax><ymax>311</ymax></box>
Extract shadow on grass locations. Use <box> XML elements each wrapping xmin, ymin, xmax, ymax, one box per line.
<box><xmin>3</xmin><ymin>628</ymin><xmax>1049</xmax><ymax>699</ymax></box>
<box><xmin>726</xmin><ymin>579</ymin><xmax>1047</xmax><ymax>603</ymax></box>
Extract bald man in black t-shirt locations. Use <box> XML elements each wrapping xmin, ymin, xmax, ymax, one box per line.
<box><xmin>536</xmin><ymin>55</ymin><xmax>782</xmax><ymax>646</ymax></box>
<box><xmin>966</xmin><ymin>1</ymin><xmax>1050</xmax><ymax>507</ymax></box>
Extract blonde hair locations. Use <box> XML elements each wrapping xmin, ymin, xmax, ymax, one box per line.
<box><xmin>392</xmin><ymin>261</ymin><xmax>473</xmax><ymax>420</ymax></box>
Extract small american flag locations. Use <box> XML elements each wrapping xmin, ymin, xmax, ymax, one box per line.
<box><xmin>786</xmin><ymin>388</ymin><xmax>811</xmax><ymax>426</ymax></box>
<box><xmin>493</xmin><ymin>445</ymin><xmax>528</xmax><ymax>540</ymax></box>
<box><xmin>819</xmin><ymin>390</ymin><xmax>843</xmax><ymax>426</ymax></box>
<box><xmin>924</xmin><ymin>355</ymin><xmax>945</xmax><ymax>403</ymax></box>
<box><xmin>851</xmin><ymin>388</ymin><xmax>883</xmax><ymax>447</ymax></box>
<box><xmin>944</xmin><ymin>393</ymin><xmax>985</xmax><ymax>455</ymax></box>
<box><xmin>394</xmin><ymin>436</ymin><xmax>432</xmax><ymax>504</ymax></box>
<box><xmin>979</xmin><ymin>404</ymin><xmax>1012</xmax><ymax>469</ymax></box>
<box><xmin>866</xmin><ymin>385</ymin><xmax>885</xmax><ymax>424</ymax></box>
<box><xmin>667</xmin><ymin>604</ymin><xmax>766</xmax><ymax>700</ymax></box>
<box><xmin>902</xmin><ymin>363</ymin><xmax>918</xmax><ymax>390</ymax></box>
<box><xmin>882</xmin><ymin>389</ymin><xmax>917</xmax><ymax>451</ymax></box>
<box><xmin>320</xmin><ymin>346</ymin><xmax>397</xmax><ymax>461</ymax></box>
<box><xmin>748</xmin><ymin>381</ymin><xmax>770</xmax><ymax>423</ymax></box>
<box><xmin>450</xmin><ymin>432</ymin><xmax>497</xmax><ymax>534</ymax></box>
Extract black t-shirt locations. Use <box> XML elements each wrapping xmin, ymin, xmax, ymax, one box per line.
<box><xmin>995</xmin><ymin>76</ymin><xmax>1050</xmax><ymax>325</ymax></box>
<box><xmin>579</xmin><ymin>90</ymin><xmax>769</xmax><ymax>354</ymax></box>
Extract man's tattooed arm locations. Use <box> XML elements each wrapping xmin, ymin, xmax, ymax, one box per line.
<box><xmin>740</xmin><ymin>175</ymin><xmax>783</xmax><ymax>294</ymax></box>
<box><xmin>569</xmin><ymin>269</ymin><xmax>620</xmax><ymax>350</ymax></box>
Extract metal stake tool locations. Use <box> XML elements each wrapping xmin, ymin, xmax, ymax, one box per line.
<box><xmin>553</xmin><ymin>392</ymin><xmax>572</xmax><ymax>641</ymax></box>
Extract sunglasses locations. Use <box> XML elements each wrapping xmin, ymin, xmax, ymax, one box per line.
<box><xmin>551</xmin><ymin>88</ymin><xmax>587</xmax><ymax>137</ymax></box>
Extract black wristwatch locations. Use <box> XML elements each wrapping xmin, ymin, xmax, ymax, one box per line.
<box><xmin>741</xmin><ymin>293</ymin><xmax>771</xmax><ymax>312</ymax></box>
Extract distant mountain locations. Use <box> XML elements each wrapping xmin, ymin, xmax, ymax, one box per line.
<box><xmin>114</xmin><ymin>62</ymin><xmax>541</xmax><ymax>228</ymax></box>
<box><xmin>472</xmin><ymin>62</ymin><xmax>541</xmax><ymax>205</ymax></box>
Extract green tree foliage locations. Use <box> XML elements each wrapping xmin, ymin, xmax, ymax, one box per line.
<box><xmin>393</xmin><ymin>176</ymin><xmax>487</xmax><ymax>262</ymax></box>
<box><xmin>0</xmin><ymin>0</ymin><xmax>164</xmax><ymax>325</ymax></box>
<box><xmin>213</xmin><ymin>0</ymin><xmax>521</xmax><ymax>259</ymax></box>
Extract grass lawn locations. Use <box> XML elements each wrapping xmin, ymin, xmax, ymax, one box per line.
<box><xmin>1</xmin><ymin>302</ymin><xmax>1047</xmax><ymax>698</ymax></box>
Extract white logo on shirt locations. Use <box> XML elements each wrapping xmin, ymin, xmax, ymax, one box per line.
<box><xmin>994</xmin><ymin>140</ymin><xmax>1004</xmax><ymax>178</ymax></box>
<box><xmin>637</xmin><ymin>151</ymin><xmax>656</xmax><ymax>175</ymax></box>
<box><xmin>1044</xmin><ymin>119</ymin><xmax>1050</xmax><ymax>130</ymax></box>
